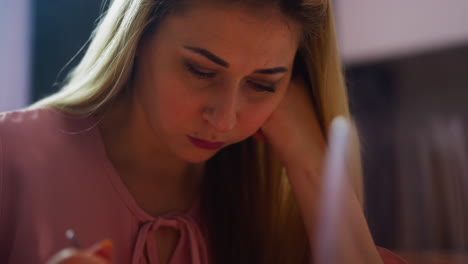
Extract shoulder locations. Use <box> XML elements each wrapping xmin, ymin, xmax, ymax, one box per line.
<box><xmin>0</xmin><ymin>108</ymin><xmax>99</xmax><ymax>261</ymax></box>
<box><xmin>0</xmin><ymin>107</ymin><xmax>61</xmax><ymax>134</ymax></box>
<box><xmin>0</xmin><ymin>108</ymin><xmax>64</xmax><ymax>147</ymax></box>
<box><xmin>0</xmin><ymin>108</ymin><xmax>57</xmax><ymax>260</ymax></box>
<box><xmin>0</xmin><ymin>108</ymin><xmax>61</xmax><ymax>183</ymax></box>
<box><xmin>0</xmin><ymin>108</ymin><xmax>60</xmax><ymax>164</ymax></box>
<box><xmin>0</xmin><ymin>106</ymin><xmax>100</xmax><ymax>209</ymax></box>
<box><xmin>0</xmin><ymin>107</ymin><xmax>94</xmax><ymax>148</ymax></box>
<box><xmin>0</xmin><ymin>107</ymin><xmax>96</xmax><ymax>177</ymax></box>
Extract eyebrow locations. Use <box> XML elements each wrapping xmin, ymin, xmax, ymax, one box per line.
<box><xmin>183</xmin><ymin>45</ymin><xmax>289</xmax><ymax>75</ymax></box>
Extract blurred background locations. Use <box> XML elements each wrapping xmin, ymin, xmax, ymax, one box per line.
<box><xmin>1</xmin><ymin>0</ymin><xmax>468</xmax><ymax>262</ymax></box>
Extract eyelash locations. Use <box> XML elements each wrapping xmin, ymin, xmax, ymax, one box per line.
<box><xmin>184</xmin><ymin>62</ymin><xmax>277</xmax><ymax>93</ymax></box>
<box><xmin>184</xmin><ymin>62</ymin><xmax>216</xmax><ymax>78</ymax></box>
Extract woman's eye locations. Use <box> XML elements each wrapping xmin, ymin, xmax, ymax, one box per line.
<box><xmin>184</xmin><ymin>62</ymin><xmax>216</xmax><ymax>78</ymax></box>
<box><xmin>248</xmin><ymin>80</ymin><xmax>276</xmax><ymax>93</ymax></box>
<box><xmin>183</xmin><ymin>61</ymin><xmax>276</xmax><ymax>93</ymax></box>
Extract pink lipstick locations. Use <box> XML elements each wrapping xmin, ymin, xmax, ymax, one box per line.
<box><xmin>188</xmin><ymin>136</ymin><xmax>224</xmax><ymax>150</ymax></box>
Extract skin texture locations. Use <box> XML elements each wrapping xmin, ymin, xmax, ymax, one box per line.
<box><xmin>48</xmin><ymin>4</ymin><xmax>303</xmax><ymax>264</ymax></box>
<box><xmin>131</xmin><ymin>5</ymin><xmax>300</xmax><ymax>164</ymax></box>
<box><xmin>99</xmin><ymin>4</ymin><xmax>301</xmax><ymax>219</ymax></box>
<box><xmin>48</xmin><ymin>3</ymin><xmax>383</xmax><ymax>264</ymax></box>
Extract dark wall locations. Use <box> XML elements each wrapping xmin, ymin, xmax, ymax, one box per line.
<box><xmin>32</xmin><ymin>0</ymin><xmax>106</xmax><ymax>102</ymax></box>
<box><xmin>346</xmin><ymin>63</ymin><xmax>399</xmax><ymax>248</ymax></box>
<box><xmin>346</xmin><ymin>44</ymin><xmax>468</xmax><ymax>250</ymax></box>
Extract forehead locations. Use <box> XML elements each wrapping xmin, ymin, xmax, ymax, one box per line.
<box><xmin>155</xmin><ymin>4</ymin><xmax>301</xmax><ymax>67</ymax></box>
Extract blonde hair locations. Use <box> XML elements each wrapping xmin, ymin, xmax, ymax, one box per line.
<box><xmin>30</xmin><ymin>0</ymin><xmax>363</xmax><ymax>262</ymax></box>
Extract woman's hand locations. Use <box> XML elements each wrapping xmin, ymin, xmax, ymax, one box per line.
<box><xmin>46</xmin><ymin>240</ymin><xmax>113</xmax><ymax>264</ymax></box>
<box><xmin>258</xmin><ymin>76</ymin><xmax>384</xmax><ymax>263</ymax></box>
<box><xmin>258</xmin><ymin>74</ymin><xmax>326</xmax><ymax>235</ymax></box>
<box><xmin>260</xmin><ymin>75</ymin><xmax>326</xmax><ymax>171</ymax></box>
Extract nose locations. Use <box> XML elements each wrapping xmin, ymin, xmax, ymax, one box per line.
<box><xmin>202</xmin><ymin>88</ymin><xmax>238</xmax><ymax>132</ymax></box>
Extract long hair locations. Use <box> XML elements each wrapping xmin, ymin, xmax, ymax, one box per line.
<box><xmin>30</xmin><ymin>0</ymin><xmax>363</xmax><ymax>263</ymax></box>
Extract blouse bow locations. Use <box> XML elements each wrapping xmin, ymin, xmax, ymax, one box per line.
<box><xmin>132</xmin><ymin>213</ymin><xmax>209</xmax><ymax>264</ymax></box>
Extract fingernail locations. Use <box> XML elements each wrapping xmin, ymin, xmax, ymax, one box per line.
<box><xmin>100</xmin><ymin>240</ymin><xmax>113</xmax><ymax>250</ymax></box>
<box><xmin>89</xmin><ymin>240</ymin><xmax>113</xmax><ymax>260</ymax></box>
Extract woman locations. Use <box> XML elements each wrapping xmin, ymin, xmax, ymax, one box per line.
<box><xmin>0</xmin><ymin>0</ymin><xmax>406</xmax><ymax>263</ymax></box>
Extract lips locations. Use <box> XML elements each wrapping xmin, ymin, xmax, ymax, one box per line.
<box><xmin>188</xmin><ymin>136</ymin><xmax>225</xmax><ymax>150</ymax></box>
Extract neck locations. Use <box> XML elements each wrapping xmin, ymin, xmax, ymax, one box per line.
<box><xmin>97</xmin><ymin>94</ymin><xmax>204</xmax><ymax>215</ymax></box>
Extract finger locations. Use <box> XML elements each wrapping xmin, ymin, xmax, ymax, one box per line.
<box><xmin>46</xmin><ymin>248</ymin><xmax>79</xmax><ymax>264</ymax></box>
<box><xmin>63</xmin><ymin>253</ymin><xmax>110</xmax><ymax>264</ymax></box>
<box><xmin>87</xmin><ymin>240</ymin><xmax>113</xmax><ymax>261</ymax></box>
<box><xmin>46</xmin><ymin>248</ymin><xmax>109</xmax><ymax>264</ymax></box>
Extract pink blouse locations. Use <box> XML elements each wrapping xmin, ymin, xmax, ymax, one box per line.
<box><xmin>0</xmin><ymin>108</ymin><xmax>405</xmax><ymax>263</ymax></box>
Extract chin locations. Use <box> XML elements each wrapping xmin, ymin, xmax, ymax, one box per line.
<box><xmin>179</xmin><ymin>149</ymin><xmax>220</xmax><ymax>164</ymax></box>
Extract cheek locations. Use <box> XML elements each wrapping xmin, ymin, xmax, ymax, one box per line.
<box><xmin>139</xmin><ymin>77</ymin><xmax>200</xmax><ymax>131</ymax></box>
<box><xmin>237</xmin><ymin>100</ymin><xmax>279</xmax><ymax>138</ymax></box>
<box><xmin>160</xmin><ymin>86</ymin><xmax>199</xmax><ymax>120</ymax></box>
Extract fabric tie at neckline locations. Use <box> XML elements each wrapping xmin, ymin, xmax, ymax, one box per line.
<box><xmin>132</xmin><ymin>213</ymin><xmax>208</xmax><ymax>264</ymax></box>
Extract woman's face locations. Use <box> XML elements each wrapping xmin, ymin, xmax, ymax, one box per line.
<box><xmin>133</xmin><ymin>4</ymin><xmax>301</xmax><ymax>163</ymax></box>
